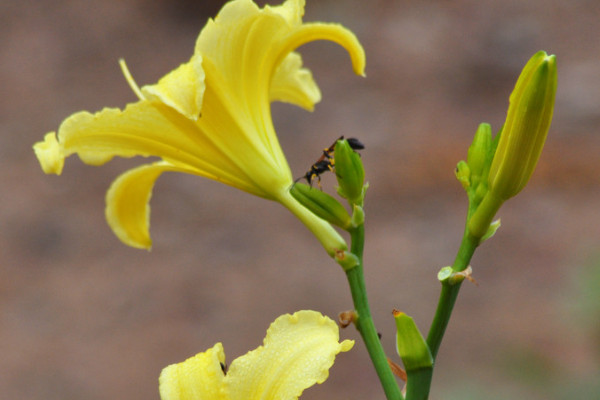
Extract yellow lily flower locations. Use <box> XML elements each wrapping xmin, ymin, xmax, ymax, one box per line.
<box><xmin>159</xmin><ymin>311</ymin><xmax>354</xmax><ymax>400</ymax></box>
<box><xmin>33</xmin><ymin>0</ymin><xmax>365</xmax><ymax>252</ymax></box>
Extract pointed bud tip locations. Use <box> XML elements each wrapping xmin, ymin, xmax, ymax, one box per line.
<box><xmin>334</xmin><ymin>139</ymin><xmax>365</xmax><ymax>205</ymax></box>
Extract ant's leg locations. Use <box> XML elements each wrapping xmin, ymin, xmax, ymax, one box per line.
<box><xmin>316</xmin><ymin>174</ymin><xmax>323</xmax><ymax>190</ymax></box>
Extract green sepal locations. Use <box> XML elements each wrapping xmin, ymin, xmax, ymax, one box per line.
<box><xmin>394</xmin><ymin>310</ymin><xmax>434</xmax><ymax>371</ymax></box>
<box><xmin>437</xmin><ymin>266</ymin><xmax>454</xmax><ymax>283</ymax></box>
<box><xmin>350</xmin><ymin>204</ymin><xmax>365</xmax><ymax>228</ymax></box>
<box><xmin>481</xmin><ymin>218</ymin><xmax>501</xmax><ymax>242</ymax></box>
<box><xmin>290</xmin><ymin>183</ymin><xmax>352</xmax><ymax>229</ymax></box>
<box><xmin>455</xmin><ymin>160</ymin><xmax>471</xmax><ymax>191</ymax></box>
<box><xmin>334</xmin><ymin>139</ymin><xmax>365</xmax><ymax>205</ymax></box>
<box><xmin>437</xmin><ymin>266</ymin><xmax>473</xmax><ymax>286</ymax></box>
<box><xmin>335</xmin><ymin>250</ymin><xmax>360</xmax><ymax>271</ymax></box>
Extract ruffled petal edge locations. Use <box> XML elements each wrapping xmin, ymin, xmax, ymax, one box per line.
<box><xmin>226</xmin><ymin>310</ymin><xmax>353</xmax><ymax>400</ymax></box>
<box><xmin>33</xmin><ymin>132</ymin><xmax>65</xmax><ymax>175</ymax></box>
<box><xmin>142</xmin><ymin>53</ymin><xmax>206</xmax><ymax>121</ymax></box>
<box><xmin>159</xmin><ymin>343</ymin><xmax>227</xmax><ymax>400</ymax></box>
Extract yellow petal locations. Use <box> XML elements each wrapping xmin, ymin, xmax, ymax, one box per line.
<box><xmin>277</xmin><ymin>21</ymin><xmax>366</xmax><ymax>77</ymax></box>
<box><xmin>225</xmin><ymin>310</ymin><xmax>354</xmax><ymax>400</ymax></box>
<box><xmin>193</xmin><ymin>0</ymin><xmax>295</xmax><ymax>176</ymax></box>
<box><xmin>56</xmin><ymin>101</ymin><xmax>262</xmax><ymax>196</ymax></box>
<box><xmin>159</xmin><ymin>343</ymin><xmax>228</xmax><ymax>400</ymax></box>
<box><xmin>142</xmin><ymin>53</ymin><xmax>206</xmax><ymax>121</ymax></box>
<box><xmin>184</xmin><ymin>0</ymin><xmax>364</xmax><ymax>189</ymax></box>
<box><xmin>105</xmin><ymin>161</ymin><xmax>197</xmax><ymax>249</ymax></box>
<box><xmin>270</xmin><ymin>52</ymin><xmax>321</xmax><ymax>111</ymax></box>
<box><xmin>33</xmin><ymin>132</ymin><xmax>65</xmax><ymax>175</ymax></box>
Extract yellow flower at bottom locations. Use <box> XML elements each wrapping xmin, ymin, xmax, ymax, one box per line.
<box><xmin>33</xmin><ymin>0</ymin><xmax>365</xmax><ymax>253</ymax></box>
<box><xmin>159</xmin><ymin>311</ymin><xmax>354</xmax><ymax>400</ymax></box>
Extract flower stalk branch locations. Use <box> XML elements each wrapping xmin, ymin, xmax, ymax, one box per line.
<box><xmin>426</xmin><ymin>231</ymin><xmax>478</xmax><ymax>360</ymax></box>
<box><xmin>345</xmin><ymin>225</ymin><xmax>403</xmax><ymax>400</ymax></box>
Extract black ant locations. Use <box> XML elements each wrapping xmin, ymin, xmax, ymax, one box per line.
<box><xmin>295</xmin><ymin>136</ymin><xmax>364</xmax><ymax>188</ymax></box>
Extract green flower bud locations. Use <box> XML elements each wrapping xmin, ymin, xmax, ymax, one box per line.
<box><xmin>488</xmin><ymin>50</ymin><xmax>557</xmax><ymax>201</ymax></box>
<box><xmin>289</xmin><ymin>182</ymin><xmax>352</xmax><ymax>229</ymax></box>
<box><xmin>467</xmin><ymin>123</ymin><xmax>493</xmax><ymax>190</ymax></box>
<box><xmin>468</xmin><ymin>51</ymin><xmax>557</xmax><ymax>240</ymax></box>
<box><xmin>334</xmin><ymin>139</ymin><xmax>365</xmax><ymax>205</ymax></box>
<box><xmin>393</xmin><ymin>310</ymin><xmax>433</xmax><ymax>371</ymax></box>
<box><xmin>455</xmin><ymin>160</ymin><xmax>471</xmax><ymax>190</ymax></box>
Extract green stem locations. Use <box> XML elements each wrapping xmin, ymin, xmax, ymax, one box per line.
<box><xmin>405</xmin><ymin>368</ymin><xmax>433</xmax><ymax>400</ymax></box>
<box><xmin>426</xmin><ymin>233</ymin><xmax>478</xmax><ymax>359</ymax></box>
<box><xmin>468</xmin><ymin>191</ymin><xmax>504</xmax><ymax>239</ymax></box>
<box><xmin>346</xmin><ymin>225</ymin><xmax>404</xmax><ymax>400</ymax></box>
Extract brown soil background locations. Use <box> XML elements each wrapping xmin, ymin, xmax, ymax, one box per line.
<box><xmin>2</xmin><ymin>0</ymin><xmax>599</xmax><ymax>399</ymax></box>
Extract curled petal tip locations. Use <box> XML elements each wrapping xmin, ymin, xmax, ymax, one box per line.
<box><xmin>33</xmin><ymin>132</ymin><xmax>65</xmax><ymax>175</ymax></box>
<box><xmin>105</xmin><ymin>164</ymin><xmax>167</xmax><ymax>250</ymax></box>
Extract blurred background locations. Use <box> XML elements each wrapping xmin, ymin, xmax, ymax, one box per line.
<box><xmin>2</xmin><ymin>0</ymin><xmax>599</xmax><ymax>399</ymax></box>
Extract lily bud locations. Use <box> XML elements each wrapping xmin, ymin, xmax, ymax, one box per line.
<box><xmin>393</xmin><ymin>310</ymin><xmax>433</xmax><ymax>371</ymax></box>
<box><xmin>334</xmin><ymin>139</ymin><xmax>365</xmax><ymax>205</ymax></box>
<box><xmin>488</xmin><ymin>51</ymin><xmax>557</xmax><ymax>201</ymax></box>
<box><xmin>290</xmin><ymin>182</ymin><xmax>352</xmax><ymax>229</ymax></box>
<box><xmin>468</xmin><ymin>51</ymin><xmax>557</xmax><ymax>240</ymax></box>
<box><xmin>467</xmin><ymin>123</ymin><xmax>493</xmax><ymax>191</ymax></box>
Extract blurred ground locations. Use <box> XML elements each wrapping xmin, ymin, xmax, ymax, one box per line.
<box><xmin>1</xmin><ymin>0</ymin><xmax>599</xmax><ymax>399</ymax></box>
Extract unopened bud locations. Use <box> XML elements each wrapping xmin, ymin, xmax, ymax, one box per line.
<box><xmin>334</xmin><ymin>139</ymin><xmax>366</xmax><ymax>205</ymax></box>
<box><xmin>488</xmin><ymin>51</ymin><xmax>557</xmax><ymax>201</ymax></box>
<box><xmin>290</xmin><ymin>183</ymin><xmax>351</xmax><ymax>229</ymax></box>
<box><xmin>468</xmin><ymin>51</ymin><xmax>557</xmax><ymax>240</ymax></box>
<box><xmin>467</xmin><ymin>123</ymin><xmax>493</xmax><ymax>190</ymax></box>
<box><xmin>455</xmin><ymin>160</ymin><xmax>471</xmax><ymax>190</ymax></box>
<box><xmin>393</xmin><ymin>310</ymin><xmax>433</xmax><ymax>371</ymax></box>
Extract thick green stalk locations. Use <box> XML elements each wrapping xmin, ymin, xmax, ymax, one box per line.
<box><xmin>346</xmin><ymin>225</ymin><xmax>403</xmax><ymax>400</ymax></box>
<box><xmin>405</xmin><ymin>368</ymin><xmax>433</xmax><ymax>400</ymax></box>
<box><xmin>426</xmin><ymin>232</ymin><xmax>478</xmax><ymax>359</ymax></box>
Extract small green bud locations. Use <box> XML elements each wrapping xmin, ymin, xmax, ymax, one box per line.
<box><xmin>393</xmin><ymin>310</ymin><xmax>433</xmax><ymax>371</ymax></box>
<box><xmin>467</xmin><ymin>123</ymin><xmax>493</xmax><ymax>189</ymax></box>
<box><xmin>289</xmin><ymin>183</ymin><xmax>352</xmax><ymax>229</ymax></box>
<box><xmin>455</xmin><ymin>160</ymin><xmax>471</xmax><ymax>190</ymax></box>
<box><xmin>488</xmin><ymin>51</ymin><xmax>557</xmax><ymax>201</ymax></box>
<box><xmin>334</xmin><ymin>139</ymin><xmax>365</xmax><ymax>205</ymax></box>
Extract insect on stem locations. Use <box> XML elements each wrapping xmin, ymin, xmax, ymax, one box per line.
<box><xmin>295</xmin><ymin>136</ymin><xmax>364</xmax><ymax>189</ymax></box>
